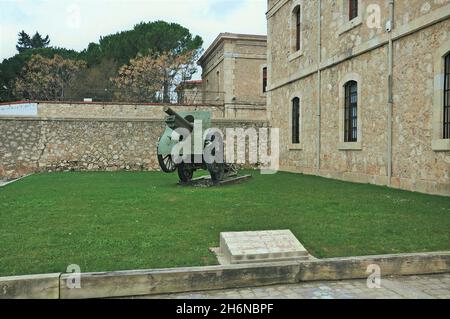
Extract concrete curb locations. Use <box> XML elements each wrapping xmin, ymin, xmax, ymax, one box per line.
<box><xmin>59</xmin><ymin>261</ymin><xmax>301</xmax><ymax>299</ymax></box>
<box><xmin>0</xmin><ymin>174</ymin><xmax>33</xmax><ymax>188</ymax></box>
<box><xmin>295</xmin><ymin>251</ymin><xmax>450</xmax><ymax>281</ymax></box>
<box><xmin>0</xmin><ymin>273</ymin><xmax>60</xmax><ymax>299</ymax></box>
<box><xmin>1</xmin><ymin>251</ymin><xmax>449</xmax><ymax>299</ymax></box>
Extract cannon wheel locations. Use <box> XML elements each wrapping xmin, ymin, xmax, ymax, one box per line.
<box><xmin>207</xmin><ymin>162</ymin><xmax>225</xmax><ymax>185</ymax></box>
<box><xmin>177</xmin><ymin>164</ymin><xmax>194</xmax><ymax>183</ymax></box>
<box><xmin>158</xmin><ymin>154</ymin><xmax>177</xmax><ymax>173</ymax></box>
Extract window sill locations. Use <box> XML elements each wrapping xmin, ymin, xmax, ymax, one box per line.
<box><xmin>288</xmin><ymin>50</ymin><xmax>303</xmax><ymax>62</ymax></box>
<box><xmin>289</xmin><ymin>143</ymin><xmax>303</xmax><ymax>150</ymax></box>
<box><xmin>338</xmin><ymin>142</ymin><xmax>362</xmax><ymax>151</ymax></box>
<box><xmin>338</xmin><ymin>17</ymin><xmax>362</xmax><ymax>36</ymax></box>
<box><xmin>432</xmin><ymin>139</ymin><xmax>450</xmax><ymax>152</ymax></box>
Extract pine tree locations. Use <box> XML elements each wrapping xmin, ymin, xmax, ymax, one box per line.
<box><xmin>16</xmin><ymin>31</ymin><xmax>50</xmax><ymax>53</ymax></box>
<box><xmin>16</xmin><ymin>31</ymin><xmax>32</xmax><ymax>53</ymax></box>
<box><xmin>31</xmin><ymin>32</ymin><xmax>50</xmax><ymax>49</ymax></box>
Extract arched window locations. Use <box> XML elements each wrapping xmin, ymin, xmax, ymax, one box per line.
<box><xmin>262</xmin><ymin>67</ymin><xmax>268</xmax><ymax>93</ymax></box>
<box><xmin>349</xmin><ymin>0</ymin><xmax>358</xmax><ymax>20</ymax></box>
<box><xmin>344</xmin><ymin>81</ymin><xmax>358</xmax><ymax>142</ymax></box>
<box><xmin>292</xmin><ymin>97</ymin><xmax>300</xmax><ymax>144</ymax></box>
<box><xmin>294</xmin><ymin>6</ymin><xmax>301</xmax><ymax>51</ymax></box>
<box><xmin>444</xmin><ymin>52</ymin><xmax>450</xmax><ymax>139</ymax></box>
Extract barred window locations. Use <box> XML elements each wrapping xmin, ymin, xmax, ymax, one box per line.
<box><xmin>344</xmin><ymin>81</ymin><xmax>358</xmax><ymax>142</ymax></box>
<box><xmin>294</xmin><ymin>6</ymin><xmax>301</xmax><ymax>51</ymax></box>
<box><xmin>444</xmin><ymin>53</ymin><xmax>450</xmax><ymax>139</ymax></box>
<box><xmin>292</xmin><ymin>97</ymin><xmax>300</xmax><ymax>144</ymax></box>
<box><xmin>349</xmin><ymin>0</ymin><xmax>358</xmax><ymax>21</ymax></box>
<box><xmin>262</xmin><ymin>67</ymin><xmax>268</xmax><ymax>93</ymax></box>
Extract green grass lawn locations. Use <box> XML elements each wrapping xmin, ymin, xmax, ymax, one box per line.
<box><xmin>0</xmin><ymin>170</ymin><xmax>449</xmax><ymax>276</ymax></box>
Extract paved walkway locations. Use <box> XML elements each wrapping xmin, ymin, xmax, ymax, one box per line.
<box><xmin>140</xmin><ymin>274</ymin><xmax>450</xmax><ymax>299</ymax></box>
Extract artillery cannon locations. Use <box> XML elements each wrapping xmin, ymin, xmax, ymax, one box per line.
<box><xmin>157</xmin><ymin>107</ymin><xmax>240</xmax><ymax>185</ymax></box>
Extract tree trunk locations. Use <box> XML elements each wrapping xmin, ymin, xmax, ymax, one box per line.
<box><xmin>163</xmin><ymin>73</ymin><xmax>170</xmax><ymax>103</ymax></box>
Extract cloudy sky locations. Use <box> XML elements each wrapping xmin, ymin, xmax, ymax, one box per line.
<box><xmin>0</xmin><ymin>0</ymin><xmax>268</xmax><ymax>62</ymax></box>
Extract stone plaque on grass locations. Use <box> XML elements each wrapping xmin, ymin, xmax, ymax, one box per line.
<box><xmin>216</xmin><ymin>230</ymin><xmax>310</xmax><ymax>265</ymax></box>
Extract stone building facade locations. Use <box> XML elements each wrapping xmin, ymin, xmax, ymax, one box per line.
<box><xmin>198</xmin><ymin>33</ymin><xmax>268</xmax><ymax>119</ymax></box>
<box><xmin>266</xmin><ymin>0</ymin><xmax>450</xmax><ymax>196</ymax></box>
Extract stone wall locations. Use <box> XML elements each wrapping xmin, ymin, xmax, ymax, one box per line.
<box><xmin>176</xmin><ymin>81</ymin><xmax>204</xmax><ymax>105</ymax></box>
<box><xmin>0</xmin><ymin>117</ymin><xmax>267</xmax><ymax>179</ymax></box>
<box><xmin>0</xmin><ymin>101</ymin><xmax>268</xmax><ymax>121</ymax></box>
<box><xmin>35</xmin><ymin>102</ymin><xmax>226</xmax><ymax>120</ymax></box>
<box><xmin>266</xmin><ymin>0</ymin><xmax>450</xmax><ymax>196</ymax></box>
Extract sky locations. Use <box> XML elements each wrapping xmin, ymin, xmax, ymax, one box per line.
<box><xmin>0</xmin><ymin>0</ymin><xmax>268</xmax><ymax>62</ymax></box>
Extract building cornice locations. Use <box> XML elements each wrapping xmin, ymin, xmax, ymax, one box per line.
<box><xmin>198</xmin><ymin>33</ymin><xmax>267</xmax><ymax>66</ymax></box>
<box><xmin>266</xmin><ymin>0</ymin><xmax>290</xmax><ymax>19</ymax></box>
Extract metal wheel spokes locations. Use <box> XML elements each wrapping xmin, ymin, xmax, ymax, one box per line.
<box><xmin>164</xmin><ymin>155</ymin><xmax>175</xmax><ymax>172</ymax></box>
<box><xmin>158</xmin><ymin>154</ymin><xmax>177</xmax><ymax>173</ymax></box>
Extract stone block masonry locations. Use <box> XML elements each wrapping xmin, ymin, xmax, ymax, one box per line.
<box><xmin>219</xmin><ymin>230</ymin><xmax>309</xmax><ymax>264</ymax></box>
<box><xmin>0</xmin><ymin>117</ymin><xmax>267</xmax><ymax>179</ymax></box>
<box><xmin>0</xmin><ymin>101</ymin><xmax>268</xmax><ymax>121</ymax></box>
<box><xmin>266</xmin><ymin>0</ymin><xmax>450</xmax><ymax>196</ymax></box>
<box><xmin>35</xmin><ymin>101</ymin><xmax>229</xmax><ymax>120</ymax></box>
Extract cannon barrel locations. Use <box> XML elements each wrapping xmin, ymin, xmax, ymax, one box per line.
<box><xmin>163</xmin><ymin>106</ymin><xmax>194</xmax><ymax>132</ymax></box>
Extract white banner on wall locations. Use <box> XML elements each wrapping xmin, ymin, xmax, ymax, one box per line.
<box><xmin>0</xmin><ymin>103</ymin><xmax>38</xmax><ymax>116</ymax></box>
